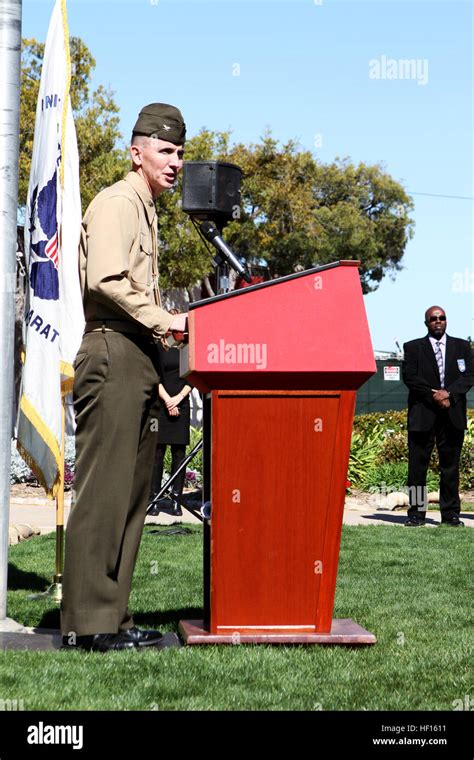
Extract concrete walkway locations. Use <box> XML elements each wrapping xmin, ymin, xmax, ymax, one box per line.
<box><xmin>343</xmin><ymin>496</ymin><xmax>474</xmax><ymax>527</ymax></box>
<box><xmin>8</xmin><ymin>489</ymin><xmax>474</xmax><ymax>537</ymax></box>
<box><xmin>8</xmin><ymin>493</ymin><xmax>202</xmax><ymax>536</ymax></box>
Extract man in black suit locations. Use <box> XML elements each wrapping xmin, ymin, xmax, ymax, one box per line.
<box><xmin>402</xmin><ymin>306</ymin><xmax>473</xmax><ymax>527</ymax></box>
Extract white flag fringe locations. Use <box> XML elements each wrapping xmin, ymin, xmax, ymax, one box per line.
<box><xmin>17</xmin><ymin>0</ymin><xmax>84</xmax><ymax>497</ymax></box>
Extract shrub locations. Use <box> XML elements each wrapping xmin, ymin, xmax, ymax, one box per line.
<box><xmin>10</xmin><ymin>440</ymin><xmax>35</xmax><ymax>485</ymax></box>
<box><xmin>460</xmin><ymin>416</ymin><xmax>473</xmax><ymax>490</ymax></box>
<box><xmin>11</xmin><ymin>428</ymin><xmax>204</xmax><ymax>491</ymax></box>
<box><xmin>347</xmin><ymin>430</ymin><xmax>381</xmax><ymax>485</ymax></box>
<box><xmin>156</xmin><ymin>425</ymin><xmax>203</xmax><ymax>489</ymax></box>
<box><xmin>353</xmin><ymin>410</ymin><xmax>407</xmax><ymax>437</ymax></box>
<box><xmin>360</xmin><ymin>461</ymin><xmax>439</xmax><ymax>492</ymax></box>
<box><xmin>349</xmin><ymin>409</ymin><xmax>473</xmax><ymax>491</ymax></box>
<box><xmin>378</xmin><ymin>431</ymin><xmax>408</xmax><ymax>464</ymax></box>
<box><xmin>11</xmin><ymin>436</ymin><xmax>76</xmax><ymax>489</ymax></box>
<box><xmin>10</xmin><ymin>409</ymin><xmax>471</xmax><ymax>493</ymax></box>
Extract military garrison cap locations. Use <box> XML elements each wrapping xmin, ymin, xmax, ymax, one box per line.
<box><xmin>132</xmin><ymin>103</ymin><xmax>186</xmax><ymax>145</ymax></box>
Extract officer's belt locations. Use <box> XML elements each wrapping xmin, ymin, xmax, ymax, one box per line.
<box><xmin>84</xmin><ymin>320</ymin><xmax>151</xmax><ymax>336</ymax></box>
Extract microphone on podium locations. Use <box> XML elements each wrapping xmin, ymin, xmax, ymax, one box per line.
<box><xmin>199</xmin><ymin>221</ymin><xmax>252</xmax><ymax>284</ymax></box>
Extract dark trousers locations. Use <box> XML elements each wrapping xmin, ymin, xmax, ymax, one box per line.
<box><xmin>61</xmin><ymin>331</ymin><xmax>160</xmax><ymax>637</ymax></box>
<box><xmin>151</xmin><ymin>444</ymin><xmax>186</xmax><ymax>498</ymax></box>
<box><xmin>407</xmin><ymin>414</ymin><xmax>465</xmax><ymax>522</ymax></box>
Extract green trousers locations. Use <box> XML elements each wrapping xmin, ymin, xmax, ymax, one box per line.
<box><xmin>61</xmin><ymin>331</ymin><xmax>160</xmax><ymax>637</ymax></box>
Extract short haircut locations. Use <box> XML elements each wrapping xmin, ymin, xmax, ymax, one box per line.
<box><xmin>131</xmin><ymin>133</ymin><xmax>152</xmax><ymax>148</ymax></box>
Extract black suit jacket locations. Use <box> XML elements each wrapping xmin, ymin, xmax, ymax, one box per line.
<box><xmin>402</xmin><ymin>335</ymin><xmax>473</xmax><ymax>431</ymax></box>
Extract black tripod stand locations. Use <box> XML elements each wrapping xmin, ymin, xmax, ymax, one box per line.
<box><xmin>146</xmin><ymin>437</ymin><xmax>204</xmax><ymax>522</ymax></box>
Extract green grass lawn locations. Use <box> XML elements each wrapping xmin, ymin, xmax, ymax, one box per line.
<box><xmin>1</xmin><ymin>525</ymin><xmax>472</xmax><ymax>711</ymax></box>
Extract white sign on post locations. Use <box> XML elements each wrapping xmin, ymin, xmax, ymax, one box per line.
<box><xmin>384</xmin><ymin>365</ymin><xmax>400</xmax><ymax>382</ymax></box>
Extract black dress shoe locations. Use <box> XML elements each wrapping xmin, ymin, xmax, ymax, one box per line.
<box><xmin>62</xmin><ymin>632</ymin><xmax>139</xmax><ymax>652</ymax></box>
<box><xmin>405</xmin><ymin>517</ymin><xmax>425</xmax><ymax>527</ymax></box>
<box><xmin>169</xmin><ymin>501</ymin><xmax>182</xmax><ymax>517</ymax></box>
<box><xmin>439</xmin><ymin>517</ymin><xmax>465</xmax><ymax>527</ymax></box>
<box><xmin>122</xmin><ymin>626</ymin><xmax>164</xmax><ymax>647</ymax></box>
<box><xmin>169</xmin><ymin>493</ymin><xmax>183</xmax><ymax>516</ymax></box>
<box><xmin>148</xmin><ymin>496</ymin><xmax>182</xmax><ymax>517</ymax></box>
<box><xmin>147</xmin><ymin>497</ymin><xmax>170</xmax><ymax>516</ymax></box>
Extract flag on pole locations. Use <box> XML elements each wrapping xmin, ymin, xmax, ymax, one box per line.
<box><xmin>17</xmin><ymin>0</ymin><xmax>84</xmax><ymax>497</ymax></box>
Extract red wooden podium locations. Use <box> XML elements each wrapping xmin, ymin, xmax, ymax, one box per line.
<box><xmin>179</xmin><ymin>261</ymin><xmax>377</xmax><ymax>645</ymax></box>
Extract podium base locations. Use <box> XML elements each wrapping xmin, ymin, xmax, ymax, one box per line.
<box><xmin>179</xmin><ymin>619</ymin><xmax>376</xmax><ymax>645</ymax></box>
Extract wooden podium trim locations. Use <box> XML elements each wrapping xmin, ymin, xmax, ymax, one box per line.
<box><xmin>216</xmin><ymin>390</ymin><xmax>343</xmax><ymax>397</ymax></box>
<box><xmin>179</xmin><ymin>619</ymin><xmax>376</xmax><ymax>646</ymax></box>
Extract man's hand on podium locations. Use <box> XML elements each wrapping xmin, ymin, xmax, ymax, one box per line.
<box><xmin>168</xmin><ymin>313</ymin><xmax>188</xmax><ymax>345</ymax></box>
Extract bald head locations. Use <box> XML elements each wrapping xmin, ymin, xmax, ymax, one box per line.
<box><xmin>424</xmin><ymin>305</ymin><xmax>445</xmax><ymax>322</ymax></box>
<box><xmin>425</xmin><ymin>306</ymin><xmax>447</xmax><ymax>339</ymax></box>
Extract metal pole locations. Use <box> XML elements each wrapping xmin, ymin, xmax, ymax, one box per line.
<box><xmin>28</xmin><ymin>398</ymin><xmax>65</xmax><ymax>603</ymax></box>
<box><xmin>0</xmin><ymin>0</ymin><xmax>22</xmax><ymax>621</ymax></box>
<box><xmin>147</xmin><ymin>438</ymin><xmax>203</xmax><ymax>510</ymax></box>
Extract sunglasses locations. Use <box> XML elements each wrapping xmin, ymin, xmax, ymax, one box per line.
<box><xmin>428</xmin><ymin>315</ymin><xmax>446</xmax><ymax>323</ymax></box>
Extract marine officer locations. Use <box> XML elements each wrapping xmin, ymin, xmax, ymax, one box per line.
<box><xmin>61</xmin><ymin>103</ymin><xmax>187</xmax><ymax>651</ymax></box>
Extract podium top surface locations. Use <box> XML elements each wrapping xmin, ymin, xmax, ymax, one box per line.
<box><xmin>182</xmin><ymin>261</ymin><xmax>376</xmax><ymax>392</ymax></box>
<box><xmin>188</xmin><ymin>260</ymin><xmax>360</xmax><ymax>310</ymax></box>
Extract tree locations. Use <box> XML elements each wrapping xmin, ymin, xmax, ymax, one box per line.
<box><xmin>155</xmin><ymin>129</ymin><xmax>414</xmax><ymax>295</ymax></box>
<box><xmin>19</xmin><ymin>37</ymin><xmax>128</xmax><ymax>212</ymax></box>
<box><xmin>16</xmin><ymin>37</ymin><xmax>129</xmax><ymax>410</ymax></box>
<box><xmin>225</xmin><ymin>133</ymin><xmax>415</xmax><ymax>293</ymax></box>
<box><xmin>19</xmin><ymin>36</ymin><xmax>414</xmax><ymax>295</ymax></box>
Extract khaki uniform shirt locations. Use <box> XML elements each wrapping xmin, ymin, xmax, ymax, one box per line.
<box><xmin>79</xmin><ymin>171</ymin><xmax>173</xmax><ymax>337</ymax></box>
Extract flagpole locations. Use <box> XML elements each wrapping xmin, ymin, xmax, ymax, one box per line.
<box><xmin>0</xmin><ymin>0</ymin><xmax>22</xmax><ymax>623</ymax></box>
<box><xmin>52</xmin><ymin>396</ymin><xmax>66</xmax><ymax>594</ymax></box>
<box><xmin>48</xmin><ymin>0</ymin><xmax>71</xmax><ymax>602</ymax></box>
<box><xmin>27</xmin><ymin>394</ymin><xmax>65</xmax><ymax>603</ymax></box>
<box><xmin>18</xmin><ymin>0</ymin><xmax>82</xmax><ymax>603</ymax></box>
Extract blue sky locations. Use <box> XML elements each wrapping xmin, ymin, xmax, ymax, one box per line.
<box><xmin>22</xmin><ymin>0</ymin><xmax>473</xmax><ymax>350</ymax></box>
